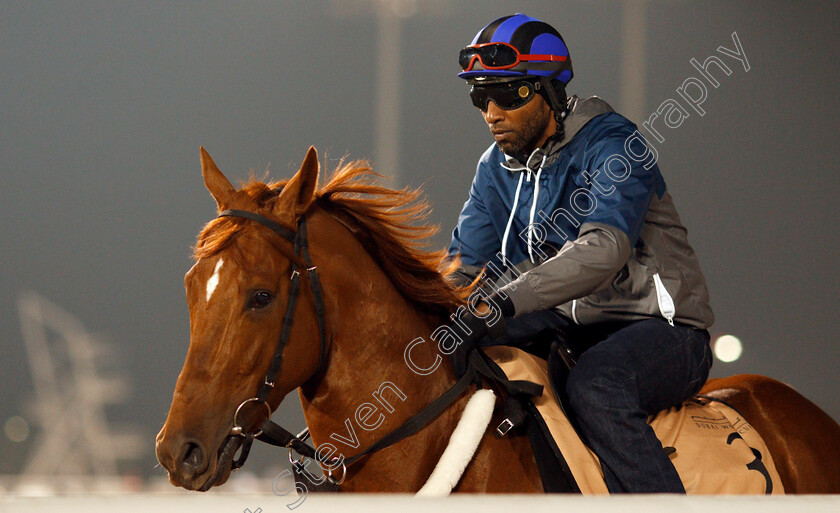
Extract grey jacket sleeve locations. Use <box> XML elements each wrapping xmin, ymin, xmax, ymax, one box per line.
<box><xmin>498</xmin><ymin>222</ymin><xmax>632</xmax><ymax>316</ymax></box>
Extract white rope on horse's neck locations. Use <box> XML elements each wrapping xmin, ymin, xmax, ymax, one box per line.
<box><xmin>415</xmin><ymin>389</ymin><xmax>497</xmax><ymax>497</ymax></box>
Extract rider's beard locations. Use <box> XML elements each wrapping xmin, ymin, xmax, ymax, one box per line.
<box><xmin>495</xmin><ymin>106</ymin><xmax>553</xmax><ymax>158</ymax></box>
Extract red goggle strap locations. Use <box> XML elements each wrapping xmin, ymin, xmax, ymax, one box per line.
<box><xmin>462</xmin><ymin>43</ymin><xmax>569</xmax><ymax>71</ymax></box>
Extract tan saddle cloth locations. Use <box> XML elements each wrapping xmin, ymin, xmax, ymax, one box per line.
<box><xmin>485</xmin><ymin>346</ymin><xmax>785</xmax><ymax>494</ymax></box>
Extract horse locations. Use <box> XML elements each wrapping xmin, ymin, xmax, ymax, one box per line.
<box><xmin>155</xmin><ymin>146</ymin><xmax>840</xmax><ymax>494</ymax></box>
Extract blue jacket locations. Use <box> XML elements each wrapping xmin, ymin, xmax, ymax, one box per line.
<box><xmin>449</xmin><ymin>96</ymin><xmax>714</xmax><ymax>328</ymax></box>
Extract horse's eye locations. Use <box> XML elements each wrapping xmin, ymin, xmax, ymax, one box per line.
<box><xmin>249</xmin><ymin>290</ymin><xmax>273</xmax><ymax>309</ymax></box>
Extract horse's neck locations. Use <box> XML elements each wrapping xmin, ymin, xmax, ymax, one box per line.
<box><xmin>299</xmin><ymin>212</ymin><xmax>458</xmax><ymax>481</ymax></box>
<box><xmin>302</xmin><ymin>275</ymin><xmax>453</xmax><ymax>442</ymax></box>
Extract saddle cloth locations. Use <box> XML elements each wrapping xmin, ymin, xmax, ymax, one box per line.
<box><xmin>485</xmin><ymin>346</ymin><xmax>785</xmax><ymax>494</ymax></box>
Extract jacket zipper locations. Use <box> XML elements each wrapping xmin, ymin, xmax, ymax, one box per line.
<box><xmin>652</xmin><ymin>273</ymin><xmax>676</xmax><ymax>326</ymax></box>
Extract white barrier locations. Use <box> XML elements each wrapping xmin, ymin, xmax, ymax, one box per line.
<box><xmin>2</xmin><ymin>494</ymin><xmax>839</xmax><ymax>513</ymax></box>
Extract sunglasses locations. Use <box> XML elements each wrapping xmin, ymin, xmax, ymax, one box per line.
<box><xmin>459</xmin><ymin>42</ymin><xmax>568</xmax><ymax>72</ymax></box>
<box><xmin>469</xmin><ymin>80</ymin><xmax>541</xmax><ymax>112</ymax></box>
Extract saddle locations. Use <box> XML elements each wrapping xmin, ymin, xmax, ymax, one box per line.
<box><xmin>484</xmin><ymin>345</ymin><xmax>785</xmax><ymax>494</ymax></box>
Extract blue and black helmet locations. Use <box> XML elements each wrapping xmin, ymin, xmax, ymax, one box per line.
<box><xmin>458</xmin><ymin>13</ymin><xmax>573</xmax><ymax>85</ymax></box>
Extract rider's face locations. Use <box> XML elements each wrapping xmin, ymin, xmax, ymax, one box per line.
<box><xmin>481</xmin><ymin>93</ymin><xmax>556</xmax><ymax>156</ymax></box>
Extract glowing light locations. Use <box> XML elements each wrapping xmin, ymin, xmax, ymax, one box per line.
<box><xmin>714</xmin><ymin>334</ymin><xmax>743</xmax><ymax>363</ymax></box>
<box><xmin>4</xmin><ymin>416</ymin><xmax>30</xmax><ymax>443</ymax></box>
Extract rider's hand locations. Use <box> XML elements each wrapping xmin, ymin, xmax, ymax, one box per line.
<box><xmin>448</xmin><ymin>294</ymin><xmax>514</xmax><ymax>377</ymax></box>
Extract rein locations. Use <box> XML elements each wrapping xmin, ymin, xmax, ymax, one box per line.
<box><xmin>214</xmin><ymin>207</ymin><xmax>541</xmax><ymax>487</ymax></box>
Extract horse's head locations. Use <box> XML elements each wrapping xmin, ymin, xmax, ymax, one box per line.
<box><xmin>155</xmin><ymin>147</ymin><xmax>324</xmax><ymax>491</ymax></box>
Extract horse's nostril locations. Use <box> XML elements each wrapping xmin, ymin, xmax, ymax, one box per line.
<box><xmin>181</xmin><ymin>441</ymin><xmax>205</xmax><ymax>475</ymax></box>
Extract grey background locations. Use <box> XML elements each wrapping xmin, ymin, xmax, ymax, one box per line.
<box><xmin>1</xmin><ymin>1</ymin><xmax>838</xmax><ymax>479</ymax></box>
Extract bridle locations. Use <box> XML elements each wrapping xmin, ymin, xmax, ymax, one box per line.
<box><xmin>213</xmin><ymin>207</ymin><xmax>329</xmax><ymax>477</ymax></box>
<box><xmin>207</xmin><ymin>205</ymin><xmax>541</xmax><ymax>490</ymax></box>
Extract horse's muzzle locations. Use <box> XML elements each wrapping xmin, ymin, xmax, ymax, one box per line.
<box><xmin>156</xmin><ymin>429</ymin><xmax>237</xmax><ymax>491</ymax></box>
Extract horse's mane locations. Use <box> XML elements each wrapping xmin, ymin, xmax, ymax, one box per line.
<box><xmin>194</xmin><ymin>160</ymin><xmax>470</xmax><ymax>314</ymax></box>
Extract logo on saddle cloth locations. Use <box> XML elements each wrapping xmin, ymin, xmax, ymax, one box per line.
<box><xmin>484</xmin><ymin>346</ymin><xmax>785</xmax><ymax>494</ymax></box>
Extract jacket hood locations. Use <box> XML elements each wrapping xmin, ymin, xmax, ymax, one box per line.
<box><xmin>503</xmin><ymin>95</ymin><xmax>615</xmax><ymax>173</ymax></box>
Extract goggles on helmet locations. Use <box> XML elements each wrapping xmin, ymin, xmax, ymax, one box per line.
<box><xmin>459</xmin><ymin>42</ymin><xmax>568</xmax><ymax>72</ymax></box>
<box><xmin>469</xmin><ymin>79</ymin><xmax>541</xmax><ymax>112</ymax></box>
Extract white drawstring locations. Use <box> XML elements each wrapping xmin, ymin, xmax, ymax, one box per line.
<box><xmin>500</xmin><ymin>149</ymin><xmax>547</xmax><ymax>264</ymax></box>
<box><xmin>527</xmin><ymin>156</ymin><xmax>547</xmax><ymax>263</ymax></box>
<box><xmin>500</xmin><ymin>148</ymin><xmax>541</xmax><ymax>173</ymax></box>
<box><xmin>501</xmin><ymin>172</ymin><xmax>525</xmax><ymax>261</ymax></box>
<box><xmin>525</xmin><ymin>149</ymin><xmax>543</xmax><ymax>173</ymax></box>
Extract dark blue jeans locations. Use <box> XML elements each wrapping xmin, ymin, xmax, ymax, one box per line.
<box><xmin>484</xmin><ymin>310</ymin><xmax>712</xmax><ymax>493</ymax></box>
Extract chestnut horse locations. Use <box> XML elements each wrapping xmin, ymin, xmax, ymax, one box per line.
<box><xmin>156</xmin><ymin>147</ymin><xmax>840</xmax><ymax>494</ymax></box>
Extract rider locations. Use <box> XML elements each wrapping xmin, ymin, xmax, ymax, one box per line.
<box><xmin>445</xmin><ymin>13</ymin><xmax>715</xmax><ymax>493</ymax></box>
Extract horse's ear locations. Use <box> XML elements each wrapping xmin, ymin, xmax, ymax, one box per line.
<box><xmin>276</xmin><ymin>146</ymin><xmax>319</xmax><ymax>222</ymax></box>
<box><xmin>200</xmin><ymin>147</ymin><xmax>236</xmax><ymax>211</ymax></box>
